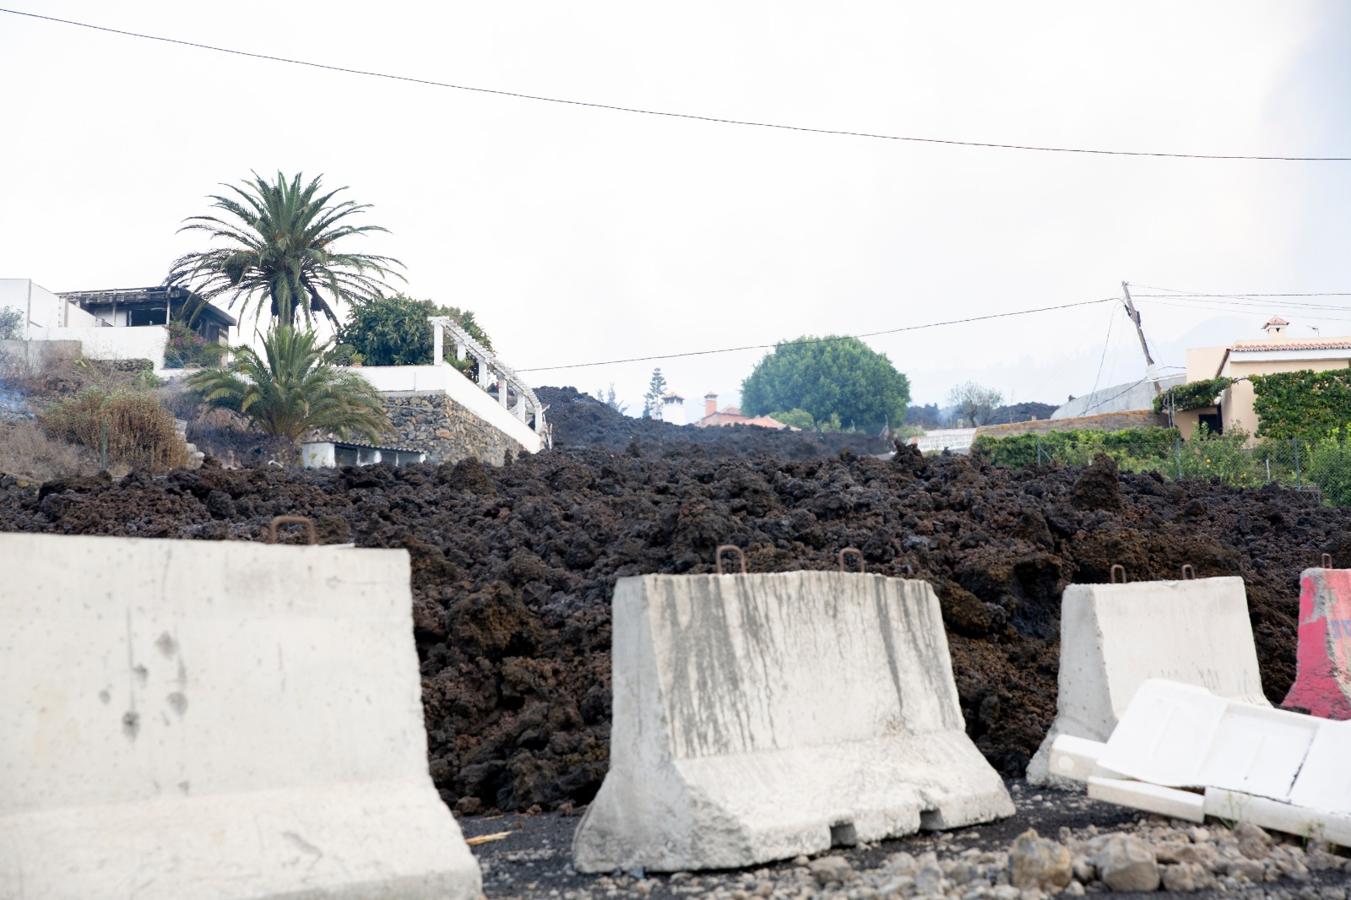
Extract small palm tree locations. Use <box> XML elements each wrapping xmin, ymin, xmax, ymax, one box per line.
<box><xmin>169</xmin><ymin>171</ymin><xmax>403</xmax><ymax>327</ymax></box>
<box><xmin>188</xmin><ymin>326</ymin><xmax>390</xmax><ymax>449</ymax></box>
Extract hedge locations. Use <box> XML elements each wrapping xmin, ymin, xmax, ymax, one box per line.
<box><xmin>1251</xmin><ymin>370</ymin><xmax>1351</xmax><ymax>441</ymax></box>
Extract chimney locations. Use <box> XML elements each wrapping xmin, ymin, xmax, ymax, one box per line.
<box><xmin>1263</xmin><ymin>316</ymin><xmax>1289</xmax><ymax>339</ymax></box>
<box><xmin>704</xmin><ymin>392</ymin><xmax>717</xmax><ymax>417</ymax></box>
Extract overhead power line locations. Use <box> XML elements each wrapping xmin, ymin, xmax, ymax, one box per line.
<box><xmin>4</xmin><ymin>6</ymin><xmax>1351</xmax><ymax>162</ymax></box>
<box><xmin>518</xmin><ymin>297</ymin><xmax>1116</xmax><ymax>372</ymax></box>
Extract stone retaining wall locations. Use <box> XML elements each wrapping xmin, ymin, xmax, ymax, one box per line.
<box><xmin>975</xmin><ymin>410</ymin><xmax>1166</xmax><ymax>439</ymax></box>
<box><xmin>383</xmin><ymin>392</ymin><xmax>526</xmax><ymax>466</ymax></box>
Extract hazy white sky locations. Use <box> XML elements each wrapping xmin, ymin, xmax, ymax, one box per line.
<box><xmin>2</xmin><ymin>1</ymin><xmax>1349</xmax><ymax>413</ymax></box>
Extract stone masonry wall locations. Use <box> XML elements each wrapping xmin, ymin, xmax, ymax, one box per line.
<box><xmin>974</xmin><ymin>409</ymin><xmax>1167</xmax><ymax>439</ymax></box>
<box><xmin>383</xmin><ymin>392</ymin><xmax>527</xmax><ymax>466</ymax></box>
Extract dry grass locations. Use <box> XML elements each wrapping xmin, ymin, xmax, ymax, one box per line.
<box><xmin>0</xmin><ymin>420</ymin><xmax>99</xmax><ymax>482</ymax></box>
<box><xmin>40</xmin><ymin>389</ymin><xmax>190</xmax><ymax>473</ymax></box>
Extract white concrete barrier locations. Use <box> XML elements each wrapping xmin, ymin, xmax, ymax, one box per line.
<box><xmin>0</xmin><ymin>532</ymin><xmax>481</xmax><ymax>900</ymax></box>
<box><xmin>1027</xmin><ymin>576</ymin><xmax>1267</xmax><ymax>784</ymax></box>
<box><xmin>1281</xmin><ymin>567</ymin><xmax>1351</xmax><ymax>719</ymax></box>
<box><xmin>1052</xmin><ymin>680</ymin><xmax>1351</xmax><ymax>848</ymax></box>
<box><xmin>572</xmin><ymin>571</ymin><xmax>1014</xmax><ymax>873</ymax></box>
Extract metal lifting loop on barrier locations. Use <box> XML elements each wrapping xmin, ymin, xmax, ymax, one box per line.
<box><xmin>1181</xmin><ymin>564</ymin><xmax>1195</xmax><ymax>580</ymax></box>
<box><xmin>838</xmin><ymin>547</ymin><xmax>865</xmax><ymax>574</ymax></box>
<box><xmin>900</xmin><ymin>563</ymin><xmax>915</xmax><ymax>576</ymax></box>
<box><xmin>267</xmin><ymin>515</ymin><xmax>317</xmax><ymax>545</ymax></box>
<box><xmin>1322</xmin><ymin>553</ymin><xmax>1333</xmax><ymax>569</ymax></box>
<box><xmin>715</xmin><ymin>545</ymin><xmax>747</xmax><ymax>576</ymax></box>
<box><xmin>1110</xmin><ymin>564</ymin><xmax>1127</xmax><ymax>584</ymax></box>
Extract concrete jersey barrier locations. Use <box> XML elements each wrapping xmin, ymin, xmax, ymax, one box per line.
<box><xmin>1281</xmin><ymin>567</ymin><xmax>1351</xmax><ymax>719</ymax></box>
<box><xmin>1027</xmin><ymin>576</ymin><xmax>1267</xmax><ymax>784</ymax></box>
<box><xmin>0</xmin><ymin>532</ymin><xmax>481</xmax><ymax>900</ymax></box>
<box><xmin>572</xmin><ymin>571</ymin><xmax>1014</xmax><ymax>873</ymax></box>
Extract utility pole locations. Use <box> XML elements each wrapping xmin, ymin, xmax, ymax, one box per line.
<box><xmin>1121</xmin><ymin>281</ymin><xmax>1163</xmax><ymax>395</ymax></box>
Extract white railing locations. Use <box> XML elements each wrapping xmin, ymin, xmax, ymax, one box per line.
<box><xmin>430</xmin><ymin>316</ymin><xmax>549</xmax><ymax>446</ymax></box>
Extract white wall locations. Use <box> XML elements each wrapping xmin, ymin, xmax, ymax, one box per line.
<box><xmin>0</xmin><ymin>278</ymin><xmax>95</xmax><ymax>334</ymax></box>
<box><xmin>32</xmin><ymin>324</ymin><xmax>167</xmax><ymax>365</ymax></box>
<box><xmin>356</xmin><ymin>364</ymin><xmax>543</xmax><ymax>453</ymax></box>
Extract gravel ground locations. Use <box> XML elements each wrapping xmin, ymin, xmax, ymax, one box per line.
<box><xmin>462</xmin><ymin>783</ymin><xmax>1351</xmax><ymax>899</ymax></box>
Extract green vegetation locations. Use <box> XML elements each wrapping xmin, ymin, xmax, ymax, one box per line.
<box><xmin>741</xmin><ymin>337</ymin><xmax>909</xmax><ymax>434</ymax></box>
<box><xmin>41</xmin><ymin>387</ymin><xmax>189</xmax><ymax>472</ymax></box>
<box><xmin>1251</xmin><ymin>370</ymin><xmax>1351</xmax><ymax>441</ymax></box>
<box><xmin>974</xmin><ymin>424</ymin><xmax>1351</xmax><ymax>505</ymax></box>
<box><xmin>0</xmin><ymin>307</ymin><xmax>22</xmax><ymax>340</ymax></box>
<box><xmin>169</xmin><ymin>171</ymin><xmax>403</xmax><ymax>327</ymax></box>
<box><xmin>973</xmin><ymin>426</ymin><xmax>1178</xmax><ymax>469</ymax></box>
<box><xmin>163</xmin><ymin>322</ymin><xmax>227</xmax><ymax>369</ymax></box>
<box><xmin>642</xmin><ymin>368</ymin><xmax>668</xmax><ymax>419</ymax></box>
<box><xmin>1153</xmin><ymin>377</ymin><xmax>1232</xmax><ymax>414</ymax></box>
<box><xmin>187</xmin><ymin>326</ymin><xmax>389</xmax><ymax>451</ymax></box>
<box><xmin>336</xmin><ymin>294</ymin><xmax>491</xmax><ymax>371</ymax></box>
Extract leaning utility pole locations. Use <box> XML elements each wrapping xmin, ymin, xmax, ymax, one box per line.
<box><xmin>1121</xmin><ymin>281</ymin><xmax>1163</xmax><ymax>395</ymax></box>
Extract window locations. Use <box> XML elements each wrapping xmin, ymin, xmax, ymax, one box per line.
<box><xmin>128</xmin><ymin>307</ymin><xmax>167</xmax><ymax>326</ymax></box>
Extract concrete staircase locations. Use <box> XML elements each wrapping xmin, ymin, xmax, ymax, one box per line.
<box><xmin>175</xmin><ymin>418</ymin><xmax>205</xmax><ymax>469</ymax></box>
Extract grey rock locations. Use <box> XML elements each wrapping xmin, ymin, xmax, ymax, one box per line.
<box><xmin>1007</xmin><ymin>829</ymin><xmax>1072</xmax><ymax>891</ymax></box>
<box><xmin>1094</xmin><ymin>835</ymin><xmax>1160</xmax><ymax>892</ymax></box>
<box><xmin>1161</xmin><ymin>862</ymin><xmax>1210</xmax><ymax>893</ymax></box>
<box><xmin>809</xmin><ymin>856</ymin><xmax>854</xmax><ymax>886</ymax></box>
<box><xmin>1232</xmin><ymin>822</ymin><xmax>1273</xmax><ymax>860</ymax></box>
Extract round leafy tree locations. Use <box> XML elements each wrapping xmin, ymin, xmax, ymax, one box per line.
<box><xmin>337</xmin><ymin>294</ymin><xmax>492</xmax><ymax>367</ymax></box>
<box><xmin>740</xmin><ymin>336</ymin><xmax>910</xmax><ymax>433</ymax></box>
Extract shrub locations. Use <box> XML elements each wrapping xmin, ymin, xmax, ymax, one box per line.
<box><xmin>163</xmin><ymin>322</ymin><xmax>227</xmax><ymax>369</ymax></box>
<box><xmin>973</xmin><ymin>427</ymin><xmax>1178</xmax><ymax>469</ymax></box>
<box><xmin>0</xmin><ymin>307</ymin><xmax>23</xmax><ymax>340</ymax></box>
<box><xmin>1307</xmin><ymin>429</ymin><xmax>1351</xmax><ymax>507</ymax></box>
<box><xmin>0</xmin><ymin>420</ymin><xmax>99</xmax><ymax>481</ymax></box>
<box><xmin>40</xmin><ymin>388</ymin><xmax>190</xmax><ymax>472</ymax></box>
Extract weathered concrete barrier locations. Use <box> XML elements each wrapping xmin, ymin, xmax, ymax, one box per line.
<box><xmin>572</xmin><ymin>571</ymin><xmax>1014</xmax><ymax>873</ymax></box>
<box><xmin>0</xmin><ymin>532</ymin><xmax>481</xmax><ymax>900</ymax></box>
<box><xmin>1051</xmin><ymin>680</ymin><xmax>1351</xmax><ymax>848</ymax></box>
<box><xmin>1281</xmin><ymin>567</ymin><xmax>1351</xmax><ymax>719</ymax></box>
<box><xmin>1027</xmin><ymin>576</ymin><xmax>1267</xmax><ymax>784</ymax></box>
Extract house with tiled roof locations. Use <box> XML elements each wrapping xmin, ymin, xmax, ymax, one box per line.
<box><xmin>694</xmin><ymin>392</ymin><xmax>792</xmax><ymax>430</ymax></box>
<box><xmin>1180</xmin><ymin>316</ymin><xmax>1351</xmax><ymax>440</ymax></box>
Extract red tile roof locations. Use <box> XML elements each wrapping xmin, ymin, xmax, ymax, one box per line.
<box><xmin>1231</xmin><ymin>339</ymin><xmax>1351</xmax><ymax>353</ymax></box>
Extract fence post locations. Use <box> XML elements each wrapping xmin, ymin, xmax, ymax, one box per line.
<box><xmin>1036</xmin><ymin>435</ymin><xmax>1043</xmax><ymax>466</ymax></box>
<box><xmin>1174</xmin><ymin>435</ymin><xmax>1183</xmax><ymax>480</ymax></box>
<box><xmin>1265</xmin><ymin>456</ymin><xmax>1271</xmax><ymax>484</ymax></box>
<box><xmin>1294</xmin><ymin>438</ymin><xmax>1301</xmax><ymax>486</ymax></box>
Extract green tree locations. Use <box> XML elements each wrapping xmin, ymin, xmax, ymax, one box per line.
<box><xmin>187</xmin><ymin>326</ymin><xmax>389</xmax><ymax>452</ymax></box>
<box><xmin>169</xmin><ymin>171</ymin><xmax>402</xmax><ymax>327</ymax></box>
<box><xmin>336</xmin><ymin>294</ymin><xmax>491</xmax><ymax>369</ymax></box>
<box><xmin>643</xmin><ymin>368</ymin><xmax>668</xmax><ymax>419</ymax></box>
<box><xmin>740</xmin><ymin>337</ymin><xmax>909</xmax><ymax>433</ymax></box>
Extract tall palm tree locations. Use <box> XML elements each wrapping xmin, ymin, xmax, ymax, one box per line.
<box><xmin>187</xmin><ymin>326</ymin><xmax>390</xmax><ymax>450</ymax></box>
<box><xmin>169</xmin><ymin>171</ymin><xmax>403</xmax><ymax>327</ymax></box>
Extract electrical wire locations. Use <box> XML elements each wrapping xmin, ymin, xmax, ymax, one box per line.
<box><xmin>1132</xmin><ymin>283</ymin><xmax>1351</xmax><ymax>299</ymax></box>
<box><xmin>1088</xmin><ymin>303</ymin><xmax>1118</xmax><ymax>399</ymax></box>
<box><xmin>517</xmin><ymin>297</ymin><xmax>1116</xmax><ymax>372</ymax></box>
<box><xmin>1137</xmin><ymin>297</ymin><xmax>1351</xmax><ymax>324</ymax></box>
<box><xmin>4</xmin><ymin>6</ymin><xmax>1351</xmax><ymax>162</ymax></box>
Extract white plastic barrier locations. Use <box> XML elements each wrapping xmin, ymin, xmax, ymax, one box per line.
<box><xmin>1281</xmin><ymin>566</ymin><xmax>1351</xmax><ymax>719</ymax></box>
<box><xmin>572</xmin><ymin>571</ymin><xmax>1014</xmax><ymax>873</ymax></box>
<box><xmin>1050</xmin><ymin>680</ymin><xmax>1351</xmax><ymax>848</ymax></box>
<box><xmin>0</xmin><ymin>532</ymin><xmax>481</xmax><ymax>900</ymax></box>
<box><xmin>1027</xmin><ymin>575</ymin><xmax>1268</xmax><ymax>784</ymax></box>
